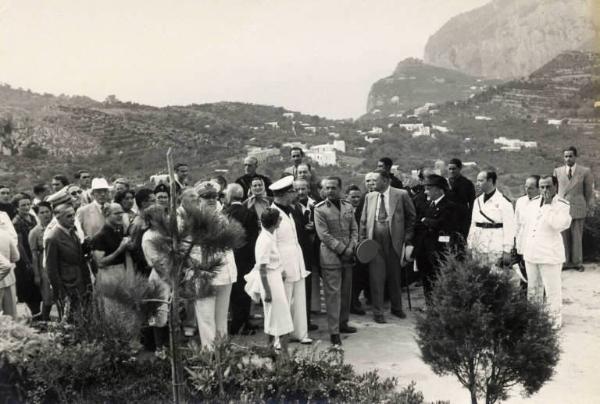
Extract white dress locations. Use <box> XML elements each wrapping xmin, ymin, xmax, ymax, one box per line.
<box><xmin>245</xmin><ymin>229</ymin><xmax>294</xmax><ymax>336</ymax></box>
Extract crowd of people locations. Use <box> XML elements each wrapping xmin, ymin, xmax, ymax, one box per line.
<box><xmin>0</xmin><ymin>144</ymin><xmax>594</xmax><ymax>354</ymax></box>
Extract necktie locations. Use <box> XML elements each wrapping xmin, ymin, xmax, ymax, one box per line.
<box><xmin>69</xmin><ymin>229</ymin><xmax>80</xmax><ymax>244</ymax></box>
<box><xmin>568</xmin><ymin>167</ymin><xmax>572</xmax><ymax>180</ymax></box>
<box><xmin>378</xmin><ymin>193</ymin><xmax>388</xmax><ymax>221</ymax></box>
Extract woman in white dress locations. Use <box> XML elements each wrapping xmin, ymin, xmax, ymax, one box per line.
<box><xmin>245</xmin><ymin>208</ymin><xmax>294</xmax><ymax>350</ymax></box>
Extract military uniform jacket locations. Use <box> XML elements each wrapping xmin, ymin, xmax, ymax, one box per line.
<box><xmin>314</xmin><ymin>199</ymin><xmax>358</xmax><ymax>269</ymax></box>
<box><xmin>467</xmin><ymin>190</ymin><xmax>515</xmax><ymax>255</ymax></box>
<box><xmin>522</xmin><ymin>195</ymin><xmax>572</xmax><ymax>264</ymax></box>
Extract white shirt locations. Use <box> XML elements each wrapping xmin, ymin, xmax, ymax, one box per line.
<box><xmin>255</xmin><ymin>228</ymin><xmax>281</xmax><ymax>272</ymax></box>
<box><xmin>467</xmin><ymin>189</ymin><xmax>516</xmax><ymax>255</ymax></box>
<box><xmin>375</xmin><ymin>186</ymin><xmax>391</xmax><ymax>221</ymax></box>
<box><xmin>523</xmin><ymin>195</ymin><xmax>572</xmax><ymax>264</ymax></box>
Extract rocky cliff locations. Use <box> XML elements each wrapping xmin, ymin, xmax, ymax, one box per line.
<box><xmin>424</xmin><ymin>0</ymin><xmax>598</xmax><ymax>79</ymax></box>
<box><xmin>365</xmin><ymin>58</ymin><xmax>493</xmax><ymax>116</ymax></box>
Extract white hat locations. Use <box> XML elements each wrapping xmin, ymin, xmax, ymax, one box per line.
<box><xmin>269</xmin><ymin>175</ymin><xmax>294</xmax><ymax>192</ymax></box>
<box><xmin>91</xmin><ymin>178</ymin><xmax>110</xmax><ymax>190</ymax></box>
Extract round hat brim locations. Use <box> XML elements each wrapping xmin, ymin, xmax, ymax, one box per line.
<box><xmin>356</xmin><ymin>239</ymin><xmax>379</xmax><ymax>264</ymax></box>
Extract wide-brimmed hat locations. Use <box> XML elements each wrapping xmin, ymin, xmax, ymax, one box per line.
<box><xmin>91</xmin><ymin>178</ymin><xmax>110</xmax><ymax>191</ymax></box>
<box><xmin>424</xmin><ymin>174</ymin><xmax>449</xmax><ymax>191</ymax></box>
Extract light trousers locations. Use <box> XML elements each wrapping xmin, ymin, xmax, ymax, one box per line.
<box><xmin>322</xmin><ymin>265</ymin><xmax>352</xmax><ymax>335</ymax></box>
<box><xmin>0</xmin><ymin>284</ymin><xmax>17</xmax><ymax>318</ymax></box>
<box><xmin>284</xmin><ymin>278</ymin><xmax>308</xmax><ymax>340</ymax></box>
<box><xmin>562</xmin><ymin>218</ymin><xmax>584</xmax><ymax>267</ymax></box>
<box><xmin>194</xmin><ymin>284</ymin><xmax>232</xmax><ymax>349</ymax></box>
<box><xmin>525</xmin><ymin>261</ymin><xmax>562</xmax><ymax>326</ymax></box>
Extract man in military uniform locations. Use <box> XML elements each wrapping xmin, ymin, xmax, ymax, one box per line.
<box><xmin>467</xmin><ymin>171</ymin><xmax>515</xmax><ymax>268</ymax></box>
<box><xmin>414</xmin><ymin>175</ymin><xmax>461</xmax><ymax>304</ymax></box>
<box><xmin>522</xmin><ymin>175</ymin><xmax>572</xmax><ymax>326</ymax></box>
<box><xmin>314</xmin><ymin>176</ymin><xmax>358</xmax><ymax>346</ymax></box>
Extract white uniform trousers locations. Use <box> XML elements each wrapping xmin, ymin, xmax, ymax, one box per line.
<box><xmin>284</xmin><ymin>278</ymin><xmax>308</xmax><ymax>340</ymax></box>
<box><xmin>525</xmin><ymin>262</ymin><xmax>562</xmax><ymax>326</ymax></box>
<box><xmin>194</xmin><ymin>284</ymin><xmax>232</xmax><ymax>349</ymax></box>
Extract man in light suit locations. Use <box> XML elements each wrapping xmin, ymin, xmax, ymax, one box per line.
<box><xmin>553</xmin><ymin>146</ymin><xmax>594</xmax><ymax>271</ymax></box>
<box><xmin>359</xmin><ymin>169</ymin><xmax>416</xmax><ymax>323</ymax></box>
<box><xmin>314</xmin><ymin>176</ymin><xmax>358</xmax><ymax>346</ymax></box>
<box><xmin>75</xmin><ymin>178</ymin><xmax>110</xmax><ymax>239</ymax></box>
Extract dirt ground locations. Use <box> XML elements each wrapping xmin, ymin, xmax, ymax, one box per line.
<box><xmin>320</xmin><ymin>264</ymin><xmax>600</xmax><ymax>404</ymax></box>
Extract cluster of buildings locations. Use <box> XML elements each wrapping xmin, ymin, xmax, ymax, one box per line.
<box><xmin>493</xmin><ymin>137</ymin><xmax>538</xmax><ymax>151</ymax></box>
<box><xmin>247</xmin><ymin>140</ymin><xmax>346</xmax><ymax>167</ymax></box>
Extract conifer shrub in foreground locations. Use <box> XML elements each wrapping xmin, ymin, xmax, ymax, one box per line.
<box><xmin>415</xmin><ymin>253</ymin><xmax>560</xmax><ymax>404</ymax></box>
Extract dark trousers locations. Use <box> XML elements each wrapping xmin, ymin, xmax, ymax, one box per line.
<box><xmin>305</xmin><ymin>272</ymin><xmax>313</xmax><ymax>324</ymax></box>
<box><xmin>369</xmin><ymin>222</ymin><xmax>402</xmax><ymax>316</ymax></box>
<box><xmin>229</xmin><ymin>274</ymin><xmax>252</xmax><ymax>334</ymax></box>
<box><xmin>417</xmin><ymin>254</ymin><xmax>436</xmax><ymax>304</ymax></box>
<box><xmin>351</xmin><ymin>262</ymin><xmax>370</xmax><ymax>309</ymax></box>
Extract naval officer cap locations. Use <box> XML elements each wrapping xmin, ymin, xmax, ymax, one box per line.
<box><xmin>269</xmin><ymin>175</ymin><xmax>295</xmax><ymax>194</ymax></box>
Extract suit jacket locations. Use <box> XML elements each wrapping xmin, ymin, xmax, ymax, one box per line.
<box><xmin>389</xmin><ymin>174</ymin><xmax>404</xmax><ymax>189</ymax></box>
<box><xmin>75</xmin><ymin>201</ymin><xmax>105</xmax><ymax>238</ymax></box>
<box><xmin>359</xmin><ymin>187</ymin><xmax>417</xmax><ymax>258</ymax></box>
<box><xmin>223</xmin><ymin>203</ymin><xmax>259</xmax><ymax>275</ymax></box>
<box><xmin>314</xmin><ymin>199</ymin><xmax>358</xmax><ymax>269</ymax></box>
<box><xmin>414</xmin><ymin>196</ymin><xmax>461</xmax><ymax>260</ymax></box>
<box><xmin>553</xmin><ymin>165</ymin><xmax>594</xmax><ymax>219</ymax></box>
<box><xmin>45</xmin><ymin>224</ymin><xmax>91</xmax><ymax>296</ymax></box>
<box><xmin>291</xmin><ymin>203</ymin><xmax>315</xmax><ymax>270</ymax></box>
<box><xmin>448</xmin><ymin>175</ymin><xmax>476</xmax><ymax>237</ymax></box>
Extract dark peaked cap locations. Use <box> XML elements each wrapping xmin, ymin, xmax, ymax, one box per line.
<box><xmin>424</xmin><ymin>174</ymin><xmax>449</xmax><ymax>191</ymax></box>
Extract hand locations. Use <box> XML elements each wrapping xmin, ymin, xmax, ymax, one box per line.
<box><xmin>502</xmin><ymin>252</ymin><xmax>511</xmax><ymax>267</ymax></box>
<box><xmin>119</xmin><ymin>237</ymin><xmax>131</xmax><ymax>250</ymax></box>
<box><xmin>305</xmin><ymin>222</ymin><xmax>315</xmax><ymax>231</ymax></box>
<box><xmin>343</xmin><ymin>247</ymin><xmax>354</xmax><ymax>259</ymax></box>
<box><xmin>264</xmin><ymin>293</ymin><xmax>272</xmax><ymax>303</ymax></box>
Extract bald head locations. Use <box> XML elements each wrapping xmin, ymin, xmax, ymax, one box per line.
<box><xmin>224</xmin><ymin>183</ymin><xmax>244</xmax><ymax>204</ymax></box>
<box><xmin>180</xmin><ymin>188</ymin><xmax>199</xmax><ymax>212</ymax></box>
<box><xmin>244</xmin><ymin>156</ymin><xmax>258</xmax><ymax>175</ymax></box>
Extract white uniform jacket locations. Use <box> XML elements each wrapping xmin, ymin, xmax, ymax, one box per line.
<box><xmin>523</xmin><ymin>195</ymin><xmax>572</xmax><ymax>265</ymax></box>
<box><xmin>514</xmin><ymin>195</ymin><xmax>535</xmax><ymax>254</ymax></box>
<box><xmin>467</xmin><ymin>190</ymin><xmax>515</xmax><ymax>255</ymax></box>
<box><xmin>271</xmin><ymin>204</ymin><xmax>309</xmax><ymax>283</ymax></box>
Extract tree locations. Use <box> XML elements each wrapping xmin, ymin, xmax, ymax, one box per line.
<box><xmin>415</xmin><ymin>253</ymin><xmax>560</xmax><ymax>404</ymax></box>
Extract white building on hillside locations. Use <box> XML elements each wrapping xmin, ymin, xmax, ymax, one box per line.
<box><xmin>264</xmin><ymin>121</ymin><xmax>279</xmax><ymax>129</ymax></box>
<box><xmin>307</xmin><ymin>149</ymin><xmax>336</xmax><ymax>166</ymax></box>
<box><xmin>412</xmin><ymin>126</ymin><xmax>432</xmax><ymax>138</ymax></box>
<box><xmin>475</xmin><ymin>115</ymin><xmax>493</xmax><ymax>121</ymax></box>
<box><xmin>282</xmin><ymin>142</ymin><xmax>307</xmax><ymax>150</ymax></box>
<box><xmin>494</xmin><ymin>137</ymin><xmax>537</xmax><ymax>150</ymax></box>
<box><xmin>369</xmin><ymin>127</ymin><xmax>383</xmax><ymax>134</ymax></box>
<box><xmin>282</xmin><ymin>112</ymin><xmax>294</xmax><ymax>119</ymax></box>
<box><xmin>399</xmin><ymin>123</ymin><xmax>424</xmax><ymax>131</ymax></box>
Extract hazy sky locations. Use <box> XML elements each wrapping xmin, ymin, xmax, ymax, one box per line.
<box><xmin>0</xmin><ymin>0</ymin><xmax>488</xmax><ymax>118</ymax></box>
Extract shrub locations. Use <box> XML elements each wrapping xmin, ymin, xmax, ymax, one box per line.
<box><xmin>183</xmin><ymin>337</ymin><xmax>433</xmax><ymax>403</ymax></box>
<box><xmin>415</xmin><ymin>253</ymin><xmax>560</xmax><ymax>404</ymax></box>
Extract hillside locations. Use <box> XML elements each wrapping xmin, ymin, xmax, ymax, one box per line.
<box><xmin>364</xmin><ymin>58</ymin><xmax>494</xmax><ymax>117</ymax></box>
<box><xmin>424</xmin><ymin>0</ymin><xmax>598</xmax><ymax>79</ymax></box>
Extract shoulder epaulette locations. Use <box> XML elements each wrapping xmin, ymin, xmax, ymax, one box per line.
<box><xmin>531</xmin><ymin>195</ymin><xmax>541</xmax><ymax>200</ymax></box>
<box><xmin>314</xmin><ymin>200</ymin><xmax>326</xmax><ymax>208</ymax></box>
<box><xmin>557</xmin><ymin>197</ymin><xmax>570</xmax><ymax>205</ymax></box>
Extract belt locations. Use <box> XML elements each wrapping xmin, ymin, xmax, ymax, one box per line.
<box><xmin>475</xmin><ymin>222</ymin><xmax>503</xmax><ymax>229</ymax></box>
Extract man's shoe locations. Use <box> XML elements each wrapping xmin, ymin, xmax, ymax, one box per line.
<box><xmin>308</xmin><ymin>323</ymin><xmax>319</xmax><ymax>331</ymax></box>
<box><xmin>330</xmin><ymin>334</ymin><xmax>342</xmax><ymax>347</ymax></box>
<box><xmin>391</xmin><ymin>309</ymin><xmax>407</xmax><ymax>319</ymax></box>
<box><xmin>374</xmin><ymin>315</ymin><xmax>386</xmax><ymax>324</ymax></box>
<box><xmin>576</xmin><ymin>265</ymin><xmax>585</xmax><ymax>272</ymax></box>
<box><xmin>350</xmin><ymin>307</ymin><xmax>366</xmax><ymax>315</ymax></box>
<box><xmin>339</xmin><ymin>324</ymin><xmax>357</xmax><ymax>334</ymax></box>
<box><xmin>300</xmin><ymin>337</ymin><xmax>313</xmax><ymax>345</ymax></box>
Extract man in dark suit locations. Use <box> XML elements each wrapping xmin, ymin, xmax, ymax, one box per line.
<box><xmin>377</xmin><ymin>157</ymin><xmax>403</xmax><ymax>189</ymax></box>
<box><xmin>235</xmin><ymin>156</ymin><xmax>272</xmax><ymax>200</ymax></box>
<box><xmin>553</xmin><ymin>146</ymin><xmax>595</xmax><ymax>271</ymax></box>
<box><xmin>414</xmin><ymin>175</ymin><xmax>461</xmax><ymax>304</ymax></box>
<box><xmin>45</xmin><ymin>204</ymin><xmax>92</xmax><ymax>321</ymax></box>
<box><xmin>447</xmin><ymin>158</ymin><xmax>476</xmax><ymax>239</ymax></box>
<box><xmin>359</xmin><ymin>169</ymin><xmax>416</xmax><ymax>323</ymax></box>
<box><xmin>222</xmin><ymin>184</ymin><xmax>259</xmax><ymax>335</ymax></box>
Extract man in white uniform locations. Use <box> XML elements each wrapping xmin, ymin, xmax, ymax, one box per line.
<box><xmin>514</xmin><ymin>175</ymin><xmax>540</xmax><ymax>284</ymax></box>
<box><xmin>468</xmin><ymin>171</ymin><xmax>515</xmax><ymax>267</ymax></box>
<box><xmin>270</xmin><ymin>176</ymin><xmax>312</xmax><ymax>344</ymax></box>
<box><xmin>522</xmin><ymin>175</ymin><xmax>571</xmax><ymax>327</ymax></box>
